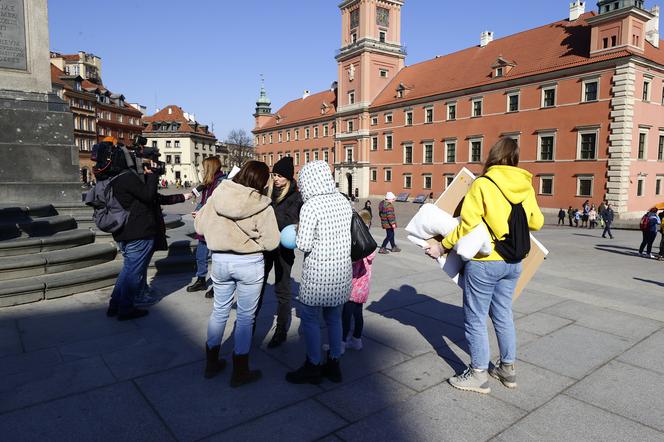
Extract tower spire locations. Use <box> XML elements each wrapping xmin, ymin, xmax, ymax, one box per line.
<box><xmin>255</xmin><ymin>74</ymin><xmax>272</xmax><ymax>116</ymax></box>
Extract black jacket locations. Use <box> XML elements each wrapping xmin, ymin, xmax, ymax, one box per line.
<box><xmin>272</xmin><ymin>183</ymin><xmax>302</xmax><ymax>231</ymax></box>
<box><xmin>111</xmin><ymin>172</ymin><xmax>159</xmax><ymax>242</ymax></box>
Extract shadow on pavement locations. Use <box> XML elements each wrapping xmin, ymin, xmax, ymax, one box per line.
<box><xmin>633</xmin><ymin>277</ymin><xmax>664</xmax><ymax>288</ymax></box>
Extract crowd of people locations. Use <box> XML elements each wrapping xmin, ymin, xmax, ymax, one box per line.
<box><xmin>103</xmin><ymin>136</ymin><xmax>545</xmax><ymax>394</ymax></box>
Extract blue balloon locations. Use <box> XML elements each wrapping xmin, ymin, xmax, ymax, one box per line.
<box><xmin>280</xmin><ymin>224</ymin><xmax>297</xmax><ymax>249</ymax></box>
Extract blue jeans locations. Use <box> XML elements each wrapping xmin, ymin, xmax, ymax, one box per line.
<box><xmin>463</xmin><ymin>260</ymin><xmax>521</xmax><ymax>370</ymax></box>
<box><xmin>206</xmin><ymin>253</ymin><xmax>264</xmax><ymax>355</ymax></box>
<box><xmin>110</xmin><ymin>238</ymin><xmax>155</xmax><ymax>314</ymax></box>
<box><xmin>381</xmin><ymin>228</ymin><xmax>396</xmax><ymax>249</ymax></box>
<box><xmin>195</xmin><ymin>240</ymin><xmax>210</xmax><ymax>278</ymax></box>
<box><xmin>300</xmin><ymin>303</ymin><xmax>343</xmax><ymax>364</ymax></box>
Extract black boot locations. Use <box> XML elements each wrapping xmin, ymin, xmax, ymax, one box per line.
<box><xmin>204</xmin><ymin>344</ymin><xmax>226</xmax><ymax>379</ymax></box>
<box><xmin>117</xmin><ymin>308</ymin><xmax>149</xmax><ymax>321</ymax></box>
<box><xmin>267</xmin><ymin>327</ymin><xmax>287</xmax><ymax>349</ymax></box>
<box><xmin>321</xmin><ymin>353</ymin><xmax>342</xmax><ymax>383</ymax></box>
<box><xmin>186</xmin><ymin>277</ymin><xmax>207</xmax><ymax>292</ymax></box>
<box><xmin>285</xmin><ymin>359</ymin><xmax>322</xmax><ymax>385</ymax></box>
<box><xmin>204</xmin><ymin>288</ymin><xmax>214</xmax><ymax>299</ymax></box>
<box><xmin>230</xmin><ymin>353</ymin><xmax>262</xmax><ymax>388</ymax></box>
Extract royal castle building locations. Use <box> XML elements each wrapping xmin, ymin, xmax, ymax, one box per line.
<box><xmin>253</xmin><ymin>0</ymin><xmax>664</xmax><ymax>218</ymax></box>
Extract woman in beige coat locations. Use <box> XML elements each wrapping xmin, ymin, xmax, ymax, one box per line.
<box><xmin>195</xmin><ymin>160</ymin><xmax>280</xmax><ymax>386</ymax></box>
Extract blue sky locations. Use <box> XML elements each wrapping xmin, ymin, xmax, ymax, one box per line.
<box><xmin>48</xmin><ymin>0</ymin><xmax>581</xmax><ymax>140</ymax></box>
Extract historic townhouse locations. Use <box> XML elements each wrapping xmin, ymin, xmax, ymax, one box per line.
<box><xmin>254</xmin><ymin>0</ymin><xmax>664</xmax><ymax>218</ymax></box>
<box><xmin>143</xmin><ymin>105</ymin><xmax>217</xmax><ymax>185</ymax></box>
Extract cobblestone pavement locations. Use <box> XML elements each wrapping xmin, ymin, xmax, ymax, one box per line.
<box><xmin>1</xmin><ymin>212</ymin><xmax>662</xmax><ymax>441</ymax></box>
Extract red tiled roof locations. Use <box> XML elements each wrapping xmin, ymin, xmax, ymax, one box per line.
<box><xmin>258</xmin><ymin>89</ymin><xmax>337</xmax><ymax>130</ymax></box>
<box><xmin>50</xmin><ymin>65</ymin><xmax>67</xmax><ymax>87</ymax></box>
<box><xmin>144</xmin><ymin>105</ymin><xmax>216</xmax><ymax>138</ymax></box>
<box><xmin>372</xmin><ymin>12</ymin><xmax>639</xmax><ymax>107</ymax></box>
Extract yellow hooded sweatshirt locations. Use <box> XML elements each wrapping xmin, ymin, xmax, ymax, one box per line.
<box><xmin>441</xmin><ymin>165</ymin><xmax>544</xmax><ymax>261</ymax></box>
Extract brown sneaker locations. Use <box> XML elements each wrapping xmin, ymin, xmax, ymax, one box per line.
<box><xmin>378</xmin><ymin>247</ymin><xmax>389</xmax><ymax>254</ymax></box>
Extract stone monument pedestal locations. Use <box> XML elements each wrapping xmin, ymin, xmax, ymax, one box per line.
<box><xmin>0</xmin><ymin>0</ymin><xmax>82</xmax><ymax>204</ymax></box>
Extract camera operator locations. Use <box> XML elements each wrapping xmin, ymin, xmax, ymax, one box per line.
<box><xmin>98</xmin><ymin>136</ymin><xmax>192</xmax><ymax>320</ymax></box>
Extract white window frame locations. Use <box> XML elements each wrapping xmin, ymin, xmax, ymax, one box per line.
<box><xmin>403</xmin><ymin>143</ymin><xmax>413</xmax><ymax>164</ymax></box>
<box><xmin>323</xmin><ymin>150</ymin><xmax>329</xmax><ymax>162</ymax></box>
<box><xmin>638</xmin><ymin>129</ymin><xmax>649</xmax><ymax>160</ymax></box>
<box><xmin>286</xmin><ymin>131</ymin><xmax>291</xmax><ymax>142</ymax></box>
<box><xmin>345</xmin><ymin>146</ymin><xmax>353</xmax><ymax>163</ymax></box>
<box><xmin>403</xmin><ymin>174</ymin><xmax>412</xmax><ymax>189</ymax></box>
<box><xmin>405</xmin><ymin>110</ymin><xmax>413</xmax><ymax>126</ymax></box>
<box><xmin>385</xmin><ymin>113</ymin><xmax>393</xmax><ymax>123</ymax></box>
<box><xmin>423</xmin><ymin>174</ymin><xmax>432</xmax><ymax>190</ymax></box>
<box><xmin>471</xmin><ymin>98</ymin><xmax>483</xmax><ymax>117</ymax></box>
<box><xmin>384</xmin><ymin>168</ymin><xmax>392</xmax><ymax>182</ymax></box>
<box><xmin>379</xmin><ymin>69</ymin><xmax>389</xmax><ymax>78</ymax></box>
<box><xmin>468</xmin><ymin>138</ymin><xmax>483</xmax><ymax>163</ymax></box>
<box><xmin>582</xmin><ymin>78</ymin><xmax>600</xmax><ymax>102</ymax></box>
<box><xmin>305</xmin><ymin>151</ymin><xmax>310</xmax><ymax>163</ymax></box>
<box><xmin>445</xmin><ymin>141</ymin><xmax>456</xmax><ymax>163</ymax></box>
<box><xmin>370</xmin><ymin>168</ymin><xmax>377</xmax><ymax>182</ymax></box>
<box><xmin>314</xmin><ymin>150</ymin><xmax>319</xmax><ymax>161</ymax></box>
<box><xmin>656</xmin><ymin>175</ymin><xmax>664</xmax><ymax>195</ymax></box>
<box><xmin>314</xmin><ymin>126</ymin><xmax>319</xmax><ymax>138</ymax></box>
<box><xmin>323</xmin><ymin>125</ymin><xmax>329</xmax><ymax>137</ymax></box>
<box><xmin>305</xmin><ymin>128</ymin><xmax>310</xmax><ymax>139</ymax></box>
<box><xmin>347</xmin><ymin>120</ymin><xmax>354</xmax><ymax>132</ymax></box>
<box><xmin>541</xmin><ymin>85</ymin><xmax>557</xmax><ymax>108</ymax></box>
<box><xmin>444</xmin><ymin>174</ymin><xmax>454</xmax><ymax>189</ymax></box>
<box><xmin>637</xmin><ymin>177</ymin><xmax>645</xmax><ymax>196</ymax></box>
<box><xmin>294</xmin><ymin>130</ymin><xmax>299</xmax><ymax>141</ymax></box>
<box><xmin>576</xmin><ymin>175</ymin><xmax>594</xmax><ymax>197</ymax></box>
<box><xmin>385</xmin><ymin>134</ymin><xmax>393</xmax><ymax>150</ymax></box>
<box><xmin>371</xmin><ymin>115</ymin><xmax>378</xmax><ymax>125</ymax></box>
<box><xmin>294</xmin><ymin>152</ymin><xmax>300</xmax><ymax>165</ymax></box>
<box><xmin>447</xmin><ymin>102</ymin><xmax>457</xmax><ymax>121</ymax></box>
<box><xmin>425</xmin><ymin>107</ymin><xmax>434</xmax><ymax>124</ymax></box>
<box><xmin>348</xmin><ymin>90</ymin><xmax>355</xmax><ymax>105</ymax></box>
<box><xmin>269</xmin><ymin>134</ymin><xmax>273</xmax><ymax>144</ymax></box>
<box><xmin>577</xmin><ymin>128</ymin><xmax>599</xmax><ymax>160</ymax></box>
<box><xmin>643</xmin><ymin>79</ymin><xmax>652</xmax><ymax>102</ymax></box>
<box><xmin>496</xmin><ymin>67</ymin><xmax>504</xmax><ymax>77</ymax></box>
<box><xmin>371</xmin><ymin>136</ymin><xmax>378</xmax><ymax>151</ymax></box>
<box><xmin>658</xmin><ymin>133</ymin><xmax>664</xmax><ymax>161</ymax></box>
<box><xmin>507</xmin><ymin>91</ymin><xmax>520</xmax><ymax>112</ymax></box>
<box><xmin>423</xmin><ymin>142</ymin><xmax>434</xmax><ymax>164</ymax></box>
<box><xmin>278</xmin><ymin>132</ymin><xmax>282</xmax><ymax>143</ymax></box>
<box><xmin>537</xmin><ymin>132</ymin><xmax>556</xmax><ymax>161</ymax></box>
<box><xmin>539</xmin><ymin>175</ymin><xmax>554</xmax><ymax>195</ymax></box>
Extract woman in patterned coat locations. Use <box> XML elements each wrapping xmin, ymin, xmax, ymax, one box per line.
<box><xmin>285</xmin><ymin>161</ymin><xmax>353</xmax><ymax>385</ymax></box>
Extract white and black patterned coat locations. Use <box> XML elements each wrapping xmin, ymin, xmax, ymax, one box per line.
<box><xmin>296</xmin><ymin>161</ymin><xmax>352</xmax><ymax>307</ymax></box>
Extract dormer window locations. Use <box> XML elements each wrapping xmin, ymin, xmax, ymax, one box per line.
<box><xmin>496</xmin><ymin>67</ymin><xmax>504</xmax><ymax>77</ymax></box>
<box><xmin>397</xmin><ymin>89</ymin><xmax>404</xmax><ymax>98</ymax></box>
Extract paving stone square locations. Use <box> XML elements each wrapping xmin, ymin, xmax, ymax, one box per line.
<box><xmin>0</xmin><ymin>226</ymin><xmax>663</xmax><ymax>440</ymax></box>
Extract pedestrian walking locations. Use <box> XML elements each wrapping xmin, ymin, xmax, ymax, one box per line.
<box><xmin>342</xmin><ymin>210</ymin><xmax>376</xmax><ymax>353</ymax></box>
<box><xmin>558</xmin><ymin>208</ymin><xmax>566</xmax><ymax>225</ymax></box>
<box><xmin>567</xmin><ymin>206</ymin><xmax>574</xmax><ymax>227</ymax></box>
<box><xmin>187</xmin><ymin>157</ymin><xmax>225</xmax><ymax>298</ymax></box>
<box><xmin>194</xmin><ymin>161</ymin><xmax>280</xmax><ymax>385</ymax></box>
<box><xmin>378</xmin><ymin>192</ymin><xmax>400</xmax><ymax>254</ymax></box>
<box><xmin>574</xmin><ymin>209</ymin><xmax>580</xmax><ymax>227</ymax></box>
<box><xmin>363</xmin><ymin>200</ymin><xmax>373</xmax><ymax>227</ymax></box>
<box><xmin>581</xmin><ymin>200</ymin><xmax>590</xmax><ymax>228</ymax></box>
<box><xmin>601</xmin><ymin>204</ymin><xmax>615</xmax><ymax>239</ymax></box>
<box><xmin>588</xmin><ymin>205</ymin><xmax>597</xmax><ymax>229</ymax></box>
<box><xmin>638</xmin><ymin>208</ymin><xmax>661</xmax><ymax>258</ymax></box>
<box><xmin>285</xmin><ymin>161</ymin><xmax>353</xmax><ymax>385</ymax></box>
<box><xmin>425</xmin><ymin>137</ymin><xmax>544</xmax><ymax>394</ymax></box>
<box><xmin>658</xmin><ymin>211</ymin><xmax>664</xmax><ymax>260</ymax></box>
<box><xmin>256</xmin><ymin>156</ymin><xmax>303</xmax><ymax>349</ymax></box>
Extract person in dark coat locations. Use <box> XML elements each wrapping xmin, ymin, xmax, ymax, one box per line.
<box><xmin>601</xmin><ymin>204</ymin><xmax>615</xmax><ymax>239</ymax></box>
<box><xmin>256</xmin><ymin>156</ymin><xmax>303</xmax><ymax>348</ymax></box>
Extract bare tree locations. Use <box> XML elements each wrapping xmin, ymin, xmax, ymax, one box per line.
<box><xmin>225</xmin><ymin>129</ymin><xmax>255</xmax><ymax>167</ymax></box>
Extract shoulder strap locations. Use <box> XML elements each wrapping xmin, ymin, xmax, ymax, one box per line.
<box><xmin>480</xmin><ymin>175</ymin><xmax>513</xmax><ymax>204</ymax></box>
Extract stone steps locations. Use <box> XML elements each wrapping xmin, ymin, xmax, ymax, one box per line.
<box><xmin>0</xmin><ymin>203</ymin><xmax>195</xmax><ymax>307</ymax></box>
<box><xmin>0</xmin><ymin>242</ymin><xmax>118</xmax><ymax>281</ymax></box>
<box><xmin>0</xmin><ymin>229</ymin><xmax>95</xmax><ymax>257</ymax></box>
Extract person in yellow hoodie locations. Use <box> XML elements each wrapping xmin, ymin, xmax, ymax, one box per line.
<box><xmin>426</xmin><ymin>137</ymin><xmax>543</xmax><ymax>394</ymax></box>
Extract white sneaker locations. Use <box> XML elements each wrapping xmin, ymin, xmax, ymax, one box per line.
<box><xmin>649</xmin><ymin>254</ymin><xmax>656</xmax><ymax>259</ymax></box>
<box><xmin>346</xmin><ymin>337</ymin><xmax>363</xmax><ymax>350</ymax></box>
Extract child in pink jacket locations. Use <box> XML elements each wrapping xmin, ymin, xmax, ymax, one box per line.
<box><xmin>342</xmin><ymin>210</ymin><xmax>376</xmax><ymax>351</ymax></box>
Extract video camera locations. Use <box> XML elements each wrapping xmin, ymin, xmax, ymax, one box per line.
<box><xmin>127</xmin><ymin>136</ymin><xmax>166</xmax><ymax>176</ymax></box>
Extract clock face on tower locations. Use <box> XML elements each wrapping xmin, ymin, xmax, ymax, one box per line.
<box><xmin>377</xmin><ymin>7</ymin><xmax>389</xmax><ymax>27</ymax></box>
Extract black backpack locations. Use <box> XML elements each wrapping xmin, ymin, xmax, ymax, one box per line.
<box><xmin>481</xmin><ymin>176</ymin><xmax>530</xmax><ymax>263</ymax></box>
<box><xmin>350</xmin><ymin>210</ymin><xmax>377</xmax><ymax>262</ymax></box>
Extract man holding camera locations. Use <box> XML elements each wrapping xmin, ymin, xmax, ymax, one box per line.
<box><xmin>99</xmin><ymin>137</ymin><xmax>191</xmax><ymax>320</ymax></box>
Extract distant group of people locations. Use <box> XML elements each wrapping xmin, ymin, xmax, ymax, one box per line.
<box><xmin>558</xmin><ymin>200</ymin><xmax>615</xmax><ymax>239</ymax></box>
<box><xmin>638</xmin><ymin>207</ymin><xmax>664</xmax><ymax>260</ymax></box>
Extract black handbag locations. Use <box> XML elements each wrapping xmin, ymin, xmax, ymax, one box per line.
<box><xmin>350</xmin><ymin>210</ymin><xmax>377</xmax><ymax>262</ymax></box>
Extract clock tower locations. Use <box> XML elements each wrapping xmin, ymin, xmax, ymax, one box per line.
<box><xmin>334</xmin><ymin>0</ymin><xmax>406</xmax><ymax>198</ymax></box>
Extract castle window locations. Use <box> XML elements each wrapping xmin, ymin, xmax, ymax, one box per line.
<box><xmin>403</xmin><ymin>174</ymin><xmax>412</xmax><ymax>189</ymax></box>
<box><xmin>542</xmin><ymin>86</ymin><xmax>556</xmax><ymax>108</ymax></box>
<box><xmin>348</xmin><ymin>91</ymin><xmax>355</xmax><ymax>105</ymax></box>
<box><xmin>425</xmin><ymin>108</ymin><xmax>434</xmax><ymax>123</ymax></box>
<box><xmin>380</xmin><ymin>69</ymin><xmax>389</xmax><ymax>78</ymax></box>
<box><xmin>603</xmin><ymin>37</ymin><xmax>609</xmax><ymax>49</ymax></box>
<box><xmin>405</xmin><ymin>111</ymin><xmax>413</xmax><ymax>126</ymax></box>
<box><xmin>472</xmin><ymin>99</ymin><xmax>483</xmax><ymax>117</ymax></box>
<box><xmin>507</xmin><ymin>93</ymin><xmax>520</xmax><ymax>112</ymax></box>
<box><xmin>495</xmin><ymin>67</ymin><xmax>504</xmax><ymax>77</ymax></box>
<box><xmin>403</xmin><ymin>144</ymin><xmax>413</xmax><ymax>164</ymax></box>
<box><xmin>643</xmin><ymin>80</ymin><xmax>651</xmax><ymax>102</ymax></box>
<box><xmin>584</xmin><ymin>80</ymin><xmax>599</xmax><ymax>102</ymax></box>
<box><xmin>447</xmin><ymin>103</ymin><xmax>456</xmax><ymax>121</ymax></box>
<box><xmin>379</xmin><ymin>31</ymin><xmax>386</xmax><ymax>43</ymax></box>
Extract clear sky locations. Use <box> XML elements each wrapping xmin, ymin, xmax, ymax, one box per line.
<box><xmin>48</xmin><ymin>0</ymin><xmax>582</xmax><ymax>140</ymax></box>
